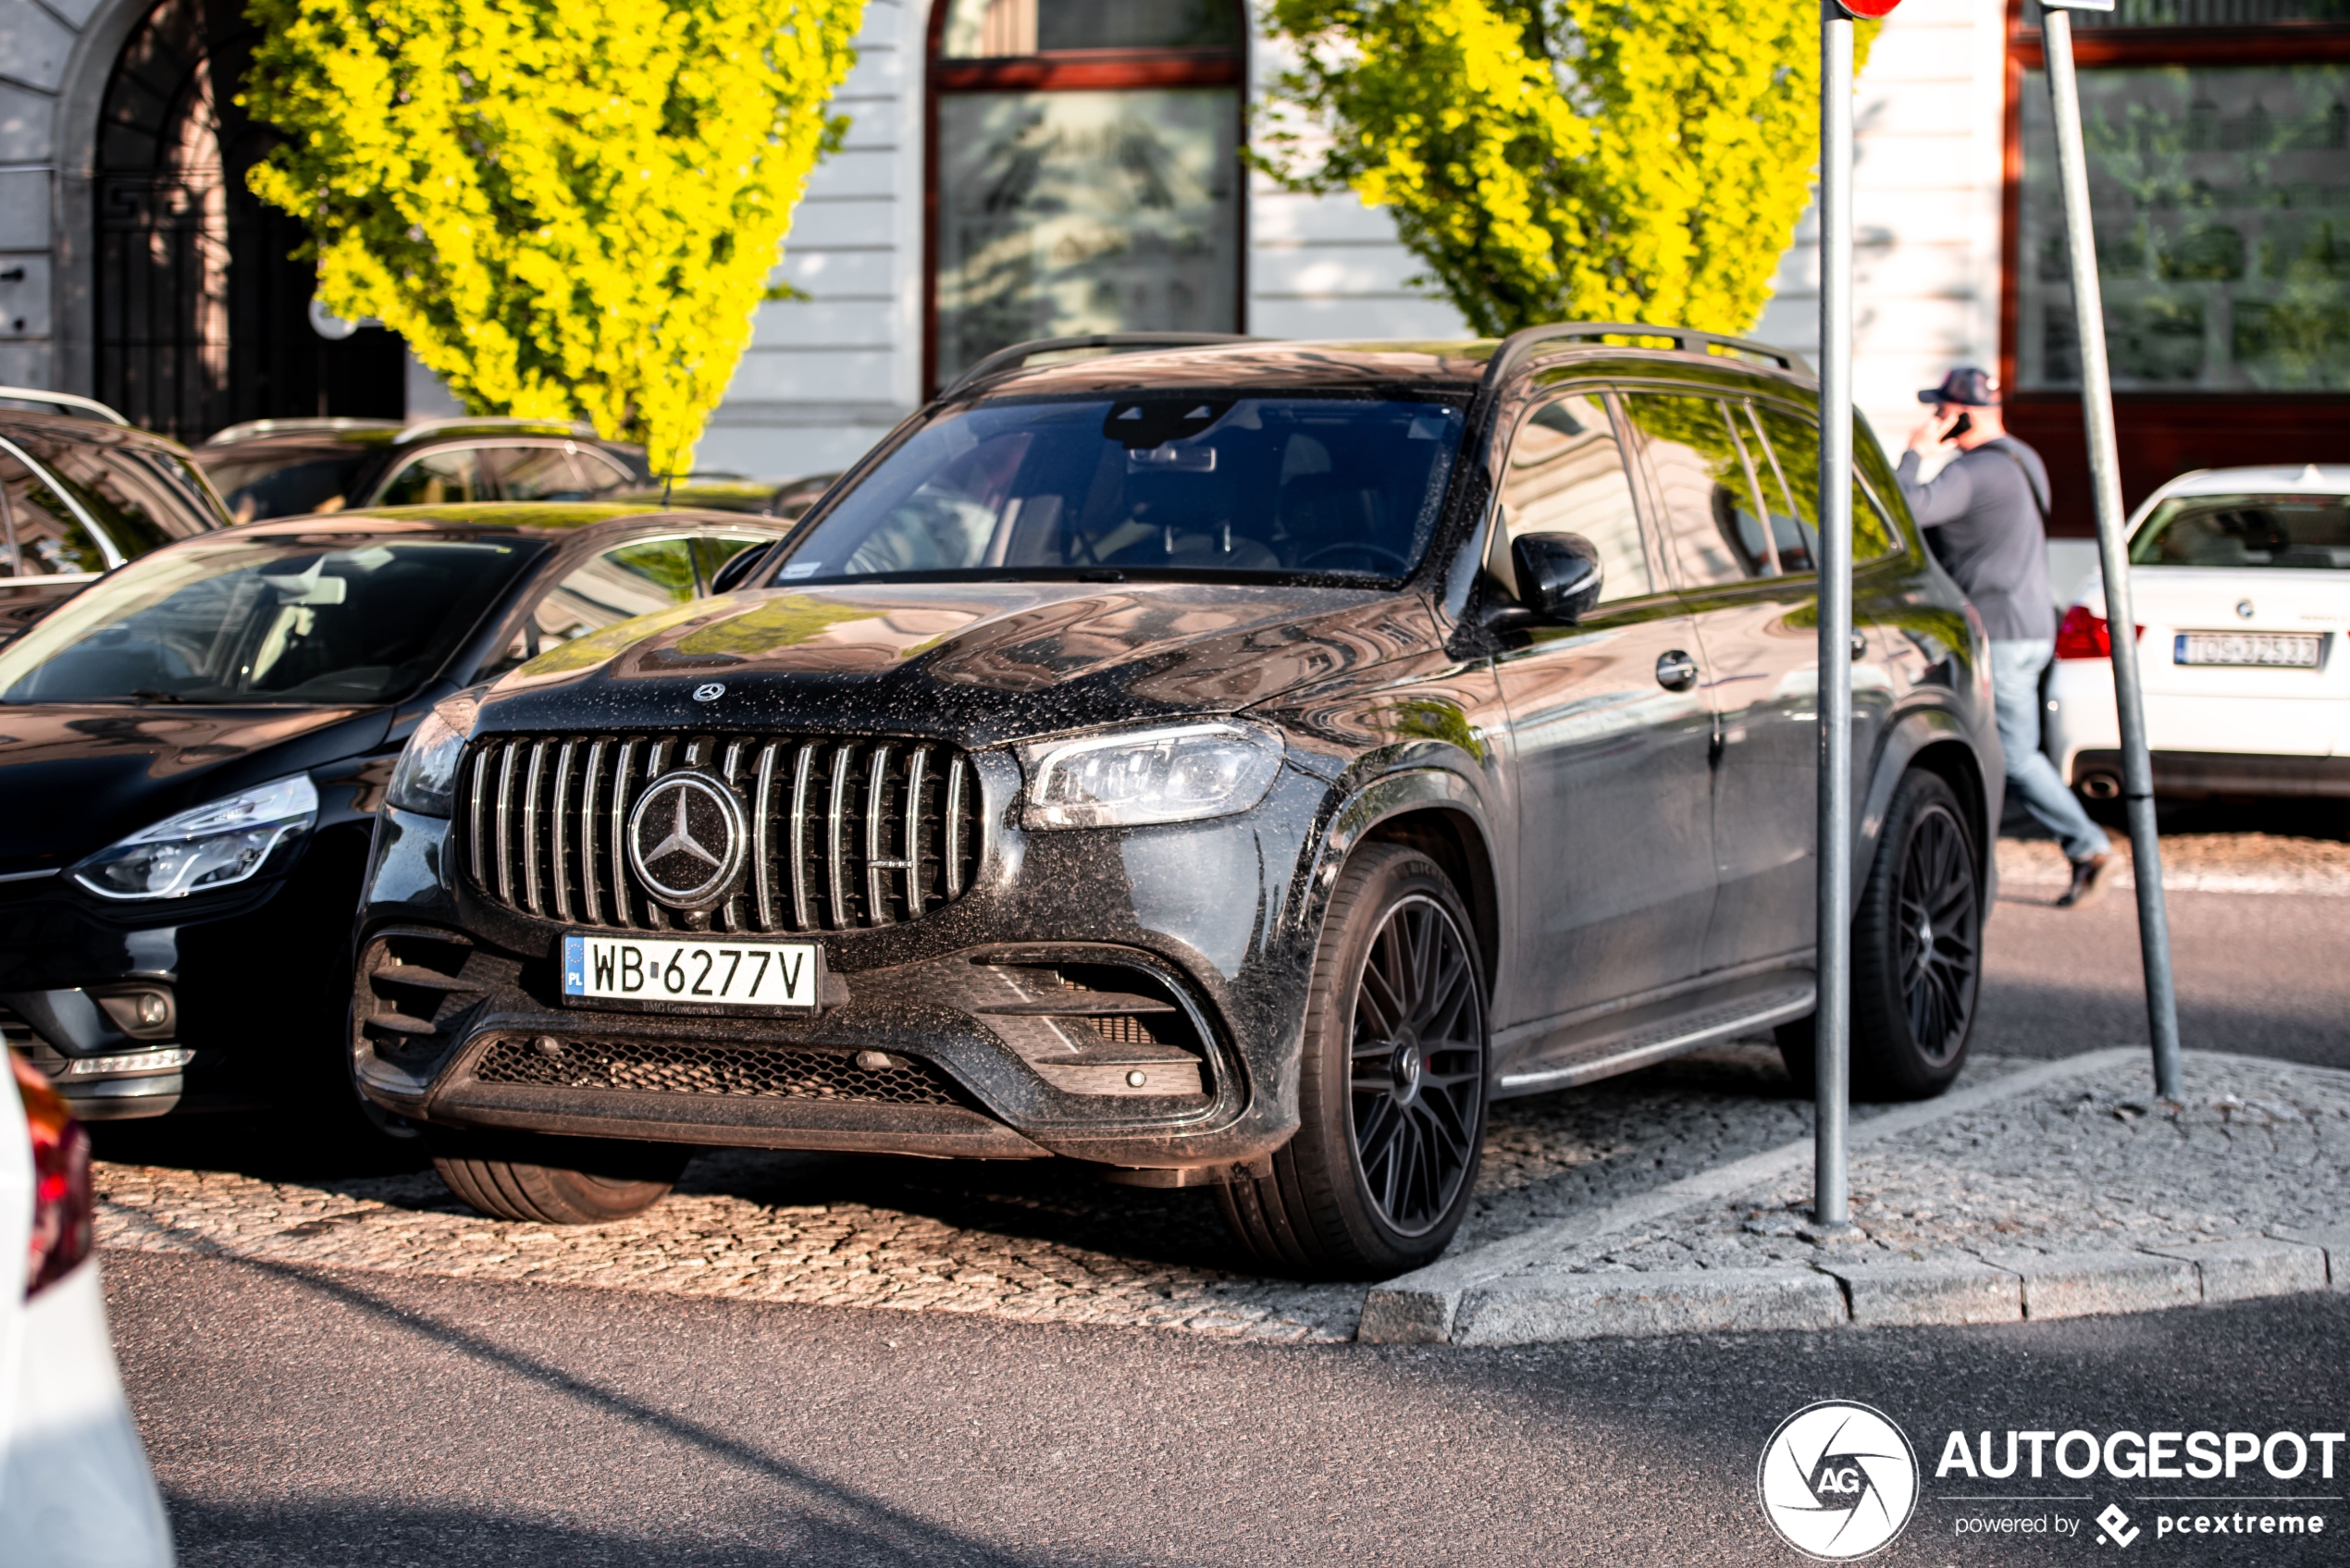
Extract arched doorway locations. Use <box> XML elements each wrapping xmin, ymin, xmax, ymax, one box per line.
<box><xmin>93</xmin><ymin>0</ymin><xmax>403</xmax><ymax>439</ymax></box>
<box><xmin>925</xmin><ymin>0</ymin><xmax>1247</xmax><ymax>390</ymax></box>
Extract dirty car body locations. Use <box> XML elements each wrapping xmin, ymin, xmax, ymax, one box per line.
<box><xmin>355</xmin><ymin>333</ymin><xmax>2000</xmax><ymax>1267</ymax></box>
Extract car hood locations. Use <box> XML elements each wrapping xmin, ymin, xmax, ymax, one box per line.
<box><xmin>0</xmin><ymin>704</ymin><xmax>390</xmax><ymax>874</ymax></box>
<box><xmin>476</xmin><ymin>580</ymin><xmax>1443</xmax><ymax>747</ymax></box>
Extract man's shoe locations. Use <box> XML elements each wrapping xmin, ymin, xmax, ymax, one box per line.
<box><xmin>2057</xmin><ymin>851</ymin><xmax>2115</xmax><ymax>908</ymax></box>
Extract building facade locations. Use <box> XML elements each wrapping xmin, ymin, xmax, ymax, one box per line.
<box><xmin>3</xmin><ymin>0</ymin><xmax>2343</xmax><ymax>541</ymax></box>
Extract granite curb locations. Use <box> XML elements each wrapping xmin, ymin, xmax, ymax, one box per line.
<box><xmin>1359</xmin><ymin>1049</ymin><xmax>2348</xmax><ymax>1344</ymax></box>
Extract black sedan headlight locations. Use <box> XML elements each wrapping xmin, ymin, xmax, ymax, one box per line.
<box><xmin>71</xmin><ymin>775</ymin><xmax>318</xmax><ymax>900</ymax></box>
<box><xmin>386</xmin><ymin>695</ymin><xmax>480</xmax><ymax>817</ymax></box>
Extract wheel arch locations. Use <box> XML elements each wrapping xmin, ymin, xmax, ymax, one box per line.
<box><xmin>1300</xmin><ymin>769</ymin><xmax>1503</xmax><ymax>997</ymax></box>
<box><xmin>1860</xmin><ymin>708</ymin><xmax>1995</xmax><ymax>898</ymax></box>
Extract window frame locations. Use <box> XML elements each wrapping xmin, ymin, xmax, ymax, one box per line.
<box><xmin>1494</xmin><ymin>384</ymin><xmax>1674</xmax><ymax>610</ymax></box>
<box><xmin>921</xmin><ymin>0</ymin><xmax>1251</xmax><ymax>396</ymax></box>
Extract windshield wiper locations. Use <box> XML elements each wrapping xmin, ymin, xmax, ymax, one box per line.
<box><xmin>127</xmin><ymin>689</ymin><xmax>186</xmax><ymax>704</ymax></box>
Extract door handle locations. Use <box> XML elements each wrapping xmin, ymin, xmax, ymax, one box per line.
<box><xmin>1655</xmin><ymin>649</ymin><xmax>1700</xmax><ymax>691</ymax></box>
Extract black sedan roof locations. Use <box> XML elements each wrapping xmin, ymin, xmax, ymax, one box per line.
<box><xmin>961</xmin><ymin>340</ymin><xmax>1503</xmax><ymax>402</ymax></box>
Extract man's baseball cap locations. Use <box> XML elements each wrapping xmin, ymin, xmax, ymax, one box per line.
<box><xmin>1919</xmin><ymin>367</ymin><xmax>1999</xmax><ymax>406</ymax></box>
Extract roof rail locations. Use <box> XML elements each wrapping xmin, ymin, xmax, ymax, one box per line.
<box><xmin>0</xmin><ymin>385</ymin><xmax>131</xmax><ymax>426</ymax></box>
<box><xmin>940</xmin><ymin>333</ymin><xmax>1258</xmax><ymax>399</ymax></box>
<box><xmin>1482</xmin><ymin>323</ymin><xmax>1812</xmax><ymax>392</ymax></box>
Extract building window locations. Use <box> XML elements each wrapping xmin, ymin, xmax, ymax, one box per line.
<box><xmin>927</xmin><ymin>0</ymin><xmax>1245</xmax><ymax>389</ymax></box>
<box><xmin>2004</xmin><ymin>0</ymin><xmax>2350</xmax><ymax>530</ymax></box>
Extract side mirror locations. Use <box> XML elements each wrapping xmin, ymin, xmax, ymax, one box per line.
<box><xmin>1510</xmin><ymin>531</ymin><xmax>1604</xmax><ymax>624</ymax></box>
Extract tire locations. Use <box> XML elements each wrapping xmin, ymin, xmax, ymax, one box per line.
<box><xmin>1774</xmin><ymin>1014</ymin><xmax>1818</xmax><ymax>1099</ymax></box>
<box><xmin>429</xmin><ymin>1130</ymin><xmax>689</xmax><ymax>1224</ymax></box>
<box><xmin>1218</xmin><ymin>845</ymin><xmax>1490</xmax><ymax>1279</ymax></box>
<box><xmin>1849</xmin><ymin>769</ymin><xmax>1981</xmax><ymax>1100</ymax></box>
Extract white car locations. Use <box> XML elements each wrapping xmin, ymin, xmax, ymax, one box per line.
<box><xmin>2045</xmin><ymin>464</ymin><xmax>2350</xmax><ymax>802</ymax></box>
<box><xmin>0</xmin><ymin>1053</ymin><xmax>173</xmax><ymax>1564</ymax></box>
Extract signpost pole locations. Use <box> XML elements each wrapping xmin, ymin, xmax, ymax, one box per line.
<box><xmin>1812</xmin><ymin>0</ymin><xmax>1857</xmax><ymax>1231</ymax></box>
<box><xmin>2040</xmin><ymin>3</ymin><xmax>2185</xmax><ymax>1102</ymax></box>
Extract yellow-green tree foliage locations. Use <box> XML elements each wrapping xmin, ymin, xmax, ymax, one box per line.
<box><xmin>242</xmin><ymin>0</ymin><xmax>864</xmax><ymax>474</ymax></box>
<box><xmin>1257</xmin><ymin>0</ymin><xmax>1877</xmax><ymax>338</ymax></box>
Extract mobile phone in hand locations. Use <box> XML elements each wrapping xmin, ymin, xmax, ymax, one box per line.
<box><xmin>1944</xmin><ymin>411</ymin><xmax>1973</xmax><ymax>442</ymax></box>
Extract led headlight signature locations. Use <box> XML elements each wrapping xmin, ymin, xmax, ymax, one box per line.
<box><xmin>1019</xmin><ymin>721</ymin><xmax>1283</xmax><ymax>830</ymax></box>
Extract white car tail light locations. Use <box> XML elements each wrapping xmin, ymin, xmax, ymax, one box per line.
<box><xmin>12</xmin><ymin>1052</ymin><xmax>93</xmax><ymax>1298</ymax></box>
<box><xmin>2055</xmin><ymin>605</ymin><xmax>2145</xmax><ymax>661</ymax></box>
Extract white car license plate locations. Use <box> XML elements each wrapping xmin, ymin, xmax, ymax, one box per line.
<box><xmin>2175</xmin><ymin>631</ymin><xmax>2324</xmax><ymax>668</ymax></box>
<box><xmin>562</xmin><ymin>934</ymin><xmax>822</xmax><ymax>1010</ymax></box>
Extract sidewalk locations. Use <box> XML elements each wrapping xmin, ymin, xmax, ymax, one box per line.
<box><xmin>1364</xmin><ymin>1047</ymin><xmax>2350</xmax><ymax>1344</ymax></box>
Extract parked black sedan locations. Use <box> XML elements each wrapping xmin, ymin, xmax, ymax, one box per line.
<box><xmin>352</xmin><ymin>326</ymin><xmax>2002</xmax><ymax>1277</ymax></box>
<box><xmin>0</xmin><ymin>389</ymin><xmax>231</xmax><ymax>643</ymax></box>
<box><xmin>0</xmin><ymin>501</ymin><xmax>789</xmax><ymax>1120</ymax></box>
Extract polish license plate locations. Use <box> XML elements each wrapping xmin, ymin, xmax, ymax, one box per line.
<box><xmin>562</xmin><ymin>933</ymin><xmax>822</xmax><ymax>1010</ymax></box>
<box><xmin>2175</xmin><ymin>631</ymin><xmax>2323</xmax><ymax>668</ymax></box>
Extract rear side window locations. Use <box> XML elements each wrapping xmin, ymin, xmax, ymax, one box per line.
<box><xmin>1618</xmin><ymin>390</ymin><xmax>1778</xmax><ymax>586</ymax></box>
<box><xmin>492</xmin><ymin>445</ymin><xmax>631</xmax><ymax>502</ymax></box>
<box><xmin>205</xmin><ymin>451</ymin><xmax>371</xmax><ymax>523</ymax></box>
<box><xmin>1500</xmin><ymin>391</ymin><xmax>1654</xmax><ymax>603</ymax></box>
<box><xmin>487</xmin><ymin>537</ymin><xmax>704</xmax><ymax>678</ymax></box>
<box><xmin>1741</xmin><ymin>403</ymin><xmax>1899</xmax><ymax>572</ymax></box>
<box><xmin>0</xmin><ymin>452</ymin><xmax>113</xmax><ymax>576</ymax></box>
<box><xmin>36</xmin><ymin>440</ymin><xmax>222</xmax><ymax>556</ymax></box>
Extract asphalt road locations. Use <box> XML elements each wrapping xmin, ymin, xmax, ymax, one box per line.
<box><xmin>1975</xmin><ymin>885</ymin><xmax>2350</xmax><ymax>1070</ymax></box>
<box><xmin>112</xmin><ymin>1250</ymin><xmax>2348</xmax><ymax>1567</ymax></box>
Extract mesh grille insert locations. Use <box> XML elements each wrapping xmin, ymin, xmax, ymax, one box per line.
<box><xmin>472</xmin><ymin>1035</ymin><xmax>964</xmax><ymax>1106</ymax></box>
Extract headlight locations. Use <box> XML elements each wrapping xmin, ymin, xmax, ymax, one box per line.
<box><xmin>387</xmin><ymin>695</ymin><xmax>479</xmax><ymax>816</ymax></box>
<box><xmin>1020</xmin><ymin>721</ymin><xmax>1284</xmax><ymax>830</ymax></box>
<box><xmin>72</xmin><ymin>775</ymin><xmax>317</xmax><ymax>900</ymax></box>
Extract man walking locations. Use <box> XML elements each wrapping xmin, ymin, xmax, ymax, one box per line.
<box><xmin>1899</xmin><ymin>367</ymin><xmax>2114</xmax><ymax>907</ymax></box>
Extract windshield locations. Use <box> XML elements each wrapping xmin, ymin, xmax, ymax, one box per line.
<box><xmin>770</xmin><ymin>396</ymin><xmax>1466</xmax><ymax>584</ymax></box>
<box><xmin>2132</xmin><ymin>493</ymin><xmax>2350</xmax><ymax>570</ymax></box>
<box><xmin>0</xmin><ymin>536</ymin><xmax>539</xmax><ymax>706</ymax></box>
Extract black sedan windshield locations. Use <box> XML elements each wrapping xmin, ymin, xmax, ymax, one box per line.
<box><xmin>773</xmin><ymin>396</ymin><xmax>1466</xmax><ymax>584</ymax></box>
<box><xmin>0</xmin><ymin>536</ymin><xmax>538</xmax><ymax>705</ymax></box>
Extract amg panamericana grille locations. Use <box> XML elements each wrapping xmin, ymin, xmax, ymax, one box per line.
<box><xmin>460</xmin><ymin>734</ymin><xmax>983</xmax><ymax>931</ymax></box>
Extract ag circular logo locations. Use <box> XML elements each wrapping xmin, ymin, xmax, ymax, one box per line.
<box><xmin>693</xmin><ymin>681</ymin><xmax>726</xmax><ymax>702</ymax></box>
<box><xmin>625</xmin><ymin>771</ymin><xmax>747</xmax><ymax>910</ymax></box>
<box><xmin>1756</xmin><ymin>1401</ymin><xmax>1919</xmax><ymax>1560</ymax></box>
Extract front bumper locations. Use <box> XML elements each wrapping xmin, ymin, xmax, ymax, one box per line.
<box><xmin>353</xmin><ymin>764</ymin><xmax>1338</xmax><ymax>1172</ymax></box>
<box><xmin>0</xmin><ymin>822</ymin><xmax>372</xmax><ymax>1117</ymax></box>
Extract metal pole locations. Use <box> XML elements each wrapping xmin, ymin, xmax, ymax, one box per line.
<box><xmin>2042</xmin><ymin>9</ymin><xmax>2184</xmax><ymax>1101</ymax></box>
<box><xmin>1813</xmin><ymin>1</ymin><xmax>1856</xmax><ymax>1230</ymax></box>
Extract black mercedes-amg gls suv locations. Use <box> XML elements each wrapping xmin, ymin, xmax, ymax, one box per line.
<box><xmin>352</xmin><ymin>326</ymin><xmax>2001</xmax><ymax>1278</ymax></box>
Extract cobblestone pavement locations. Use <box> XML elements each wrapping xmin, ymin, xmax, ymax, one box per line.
<box><xmin>1998</xmin><ymin>833</ymin><xmax>2350</xmax><ymax>896</ymax></box>
<box><xmin>1506</xmin><ymin>1050</ymin><xmax>2350</xmax><ymax>1280</ymax></box>
<box><xmin>93</xmin><ymin>1043</ymin><xmax>1987</xmax><ymax>1344</ymax></box>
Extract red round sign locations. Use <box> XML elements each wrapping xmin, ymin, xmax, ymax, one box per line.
<box><xmin>1839</xmin><ymin>0</ymin><xmax>1902</xmax><ymax>15</ymax></box>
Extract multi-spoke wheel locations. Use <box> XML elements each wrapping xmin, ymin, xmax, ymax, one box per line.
<box><xmin>1218</xmin><ymin>845</ymin><xmax>1490</xmax><ymax>1278</ymax></box>
<box><xmin>1849</xmin><ymin>769</ymin><xmax>1980</xmax><ymax>1100</ymax></box>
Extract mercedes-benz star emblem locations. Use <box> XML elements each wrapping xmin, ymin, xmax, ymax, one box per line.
<box><xmin>625</xmin><ymin>772</ymin><xmax>748</xmax><ymax>910</ymax></box>
<box><xmin>694</xmin><ymin>682</ymin><xmax>726</xmax><ymax>702</ymax></box>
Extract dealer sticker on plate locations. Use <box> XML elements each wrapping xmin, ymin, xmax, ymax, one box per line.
<box><xmin>562</xmin><ymin>933</ymin><xmax>822</xmax><ymax>1009</ymax></box>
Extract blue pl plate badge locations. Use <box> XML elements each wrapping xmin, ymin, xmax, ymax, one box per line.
<box><xmin>563</xmin><ymin>933</ymin><xmax>586</xmax><ymax>995</ymax></box>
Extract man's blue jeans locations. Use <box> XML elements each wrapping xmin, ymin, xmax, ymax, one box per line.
<box><xmin>1991</xmin><ymin>638</ymin><xmax>2111</xmax><ymax>864</ymax></box>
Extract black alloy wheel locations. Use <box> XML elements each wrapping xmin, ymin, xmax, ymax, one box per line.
<box><xmin>1348</xmin><ymin>891</ymin><xmax>1486</xmax><ymax>1236</ymax></box>
<box><xmin>1848</xmin><ymin>768</ymin><xmax>1980</xmax><ymax>1100</ymax></box>
<box><xmin>1218</xmin><ymin>845</ymin><xmax>1490</xmax><ymax>1278</ymax></box>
